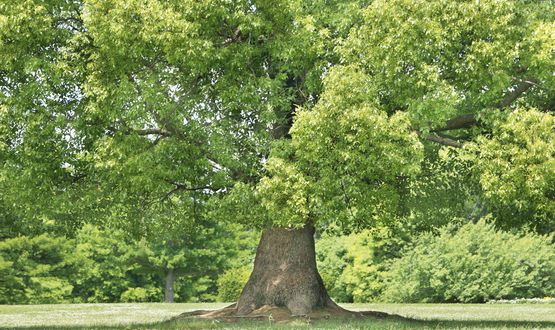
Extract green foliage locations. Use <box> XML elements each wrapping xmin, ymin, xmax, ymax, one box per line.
<box><xmin>316</xmin><ymin>235</ymin><xmax>351</xmax><ymax>302</ymax></box>
<box><xmin>383</xmin><ymin>219</ymin><xmax>555</xmax><ymax>303</ymax></box>
<box><xmin>341</xmin><ymin>0</ymin><xmax>553</xmax><ymax>126</ymax></box>
<box><xmin>271</xmin><ymin>65</ymin><xmax>424</xmax><ymax>231</ymax></box>
<box><xmin>120</xmin><ymin>286</ymin><xmax>162</xmax><ymax>303</ymax></box>
<box><xmin>330</xmin><ymin>0</ymin><xmax>554</xmax><ymax>233</ymax></box>
<box><xmin>338</xmin><ymin>228</ymin><xmax>410</xmax><ymax>303</ymax></box>
<box><xmin>257</xmin><ymin>157</ymin><xmax>311</xmax><ymax>228</ymax></box>
<box><xmin>1</xmin><ymin>0</ymin><xmax>554</xmax><ymax>307</ymax></box>
<box><xmin>0</xmin><ymin>234</ymin><xmax>76</xmax><ymax>304</ymax></box>
<box><xmin>217</xmin><ymin>266</ymin><xmax>252</xmax><ymax>302</ymax></box>
<box><xmin>129</xmin><ymin>219</ymin><xmax>243</xmax><ymax>302</ymax></box>
<box><xmin>0</xmin><ymin>0</ymin><xmax>370</xmax><ymax>235</ymax></box>
<box><xmin>317</xmin><ymin>226</ymin><xmax>410</xmax><ymax>303</ymax></box>
<box><xmin>71</xmin><ymin>225</ymin><xmax>138</xmax><ymax>303</ymax></box>
<box><xmin>460</xmin><ymin>109</ymin><xmax>555</xmax><ymax>233</ymax></box>
<box><xmin>1</xmin><ymin>0</ymin><xmax>552</xmax><ymax>236</ymax></box>
<box><xmin>402</xmin><ymin>147</ymin><xmax>473</xmax><ymax>232</ymax></box>
<box><xmin>0</xmin><ymin>222</ymin><xmax>254</xmax><ymax>304</ymax></box>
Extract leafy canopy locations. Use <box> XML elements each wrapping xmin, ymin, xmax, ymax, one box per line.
<box><xmin>0</xmin><ymin>0</ymin><xmax>553</xmax><ymax>235</ymax></box>
<box><xmin>252</xmin><ymin>0</ymin><xmax>554</xmax><ymax>232</ymax></box>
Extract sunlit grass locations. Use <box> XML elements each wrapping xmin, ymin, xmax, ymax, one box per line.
<box><xmin>0</xmin><ymin>303</ymin><xmax>554</xmax><ymax>329</ymax></box>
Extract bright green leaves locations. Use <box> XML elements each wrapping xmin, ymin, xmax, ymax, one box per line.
<box><xmin>253</xmin><ymin>65</ymin><xmax>423</xmax><ymax>231</ymax></box>
<box><xmin>0</xmin><ymin>0</ymin><xmax>88</xmax><ymax>233</ymax></box>
<box><xmin>293</xmin><ymin>66</ymin><xmax>422</xmax><ymax>180</ymax></box>
<box><xmin>462</xmin><ymin>109</ymin><xmax>555</xmax><ymax>232</ymax></box>
<box><xmin>528</xmin><ymin>20</ymin><xmax>555</xmax><ymax>72</ymax></box>
<box><xmin>2</xmin><ymin>0</ymin><xmax>553</xmax><ymax>237</ymax></box>
<box><xmin>333</xmin><ymin>0</ymin><xmax>553</xmax><ymax>233</ymax></box>
<box><xmin>258</xmin><ymin>157</ymin><xmax>310</xmax><ymax>228</ymax></box>
<box><xmin>341</xmin><ymin>0</ymin><xmax>553</xmax><ymax>129</ymax></box>
<box><xmin>0</xmin><ymin>0</ymin><xmax>67</xmax><ymax>72</ymax></box>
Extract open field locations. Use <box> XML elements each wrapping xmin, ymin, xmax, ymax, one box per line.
<box><xmin>0</xmin><ymin>303</ymin><xmax>554</xmax><ymax>329</ymax></box>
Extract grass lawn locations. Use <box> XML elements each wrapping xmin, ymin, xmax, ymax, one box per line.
<box><xmin>0</xmin><ymin>303</ymin><xmax>554</xmax><ymax>330</ymax></box>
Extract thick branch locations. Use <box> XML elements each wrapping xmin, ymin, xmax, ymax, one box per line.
<box><xmin>434</xmin><ymin>114</ymin><xmax>477</xmax><ymax>132</ymax></box>
<box><xmin>433</xmin><ymin>77</ymin><xmax>538</xmax><ymax>133</ymax></box>
<box><xmin>419</xmin><ymin>131</ymin><xmax>463</xmax><ymax>148</ymax></box>
<box><xmin>134</xmin><ymin>128</ymin><xmax>172</xmax><ymax>137</ymax></box>
<box><xmin>497</xmin><ymin>77</ymin><xmax>539</xmax><ymax>108</ymax></box>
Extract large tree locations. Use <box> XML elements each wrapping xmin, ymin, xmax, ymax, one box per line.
<box><xmin>1</xmin><ymin>0</ymin><xmax>553</xmax><ymax>317</ymax></box>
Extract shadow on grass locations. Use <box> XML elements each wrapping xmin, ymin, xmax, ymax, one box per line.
<box><xmin>2</xmin><ymin>317</ymin><xmax>555</xmax><ymax>330</ymax></box>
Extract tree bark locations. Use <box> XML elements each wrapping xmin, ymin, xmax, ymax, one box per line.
<box><xmin>165</xmin><ymin>268</ymin><xmax>175</xmax><ymax>303</ymax></box>
<box><xmin>236</xmin><ymin>225</ymin><xmax>336</xmax><ymax>316</ymax></box>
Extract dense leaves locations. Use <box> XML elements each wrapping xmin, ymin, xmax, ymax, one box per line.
<box><xmin>291</xmin><ymin>66</ymin><xmax>423</xmax><ymax>231</ymax></box>
<box><xmin>1</xmin><ymin>0</ymin><xmax>553</xmax><ymax>234</ymax></box>
<box><xmin>461</xmin><ymin>109</ymin><xmax>555</xmax><ymax>233</ymax></box>
<box><xmin>316</xmin><ymin>219</ymin><xmax>555</xmax><ymax>303</ymax></box>
<box><xmin>0</xmin><ymin>224</ymin><xmax>254</xmax><ymax>304</ymax></box>
<box><xmin>0</xmin><ymin>234</ymin><xmax>76</xmax><ymax>304</ymax></box>
<box><xmin>341</xmin><ymin>0</ymin><xmax>554</xmax><ymax>126</ymax></box>
<box><xmin>383</xmin><ymin>219</ymin><xmax>555</xmax><ymax>303</ymax></box>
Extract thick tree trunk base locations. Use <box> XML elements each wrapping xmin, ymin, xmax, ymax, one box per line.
<box><xmin>171</xmin><ymin>225</ymin><xmax>402</xmax><ymax>324</ymax></box>
<box><xmin>236</xmin><ymin>225</ymin><xmax>331</xmax><ymax>316</ymax></box>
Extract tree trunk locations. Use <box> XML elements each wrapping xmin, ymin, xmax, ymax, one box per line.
<box><xmin>165</xmin><ymin>268</ymin><xmax>175</xmax><ymax>303</ymax></box>
<box><xmin>236</xmin><ymin>225</ymin><xmax>336</xmax><ymax>316</ymax></box>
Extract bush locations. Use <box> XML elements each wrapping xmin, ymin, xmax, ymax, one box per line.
<box><xmin>316</xmin><ymin>235</ymin><xmax>352</xmax><ymax>302</ymax></box>
<box><xmin>382</xmin><ymin>218</ymin><xmax>555</xmax><ymax>303</ymax></box>
<box><xmin>120</xmin><ymin>286</ymin><xmax>161</xmax><ymax>302</ymax></box>
<box><xmin>0</xmin><ymin>234</ymin><xmax>76</xmax><ymax>304</ymax></box>
<box><xmin>317</xmin><ymin>227</ymin><xmax>409</xmax><ymax>303</ymax></box>
<box><xmin>216</xmin><ymin>266</ymin><xmax>251</xmax><ymax>302</ymax></box>
<box><xmin>71</xmin><ymin>225</ymin><xmax>135</xmax><ymax>303</ymax></box>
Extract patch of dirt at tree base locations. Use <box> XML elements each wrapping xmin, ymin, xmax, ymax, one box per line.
<box><xmin>171</xmin><ymin>304</ymin><xmax>402</xmax><ymax>324</ymax></box>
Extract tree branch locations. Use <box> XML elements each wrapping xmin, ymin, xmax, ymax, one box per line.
<box><xmin>432</xmin><ymin>77</ymin><xmax>538</xmax><ymax>133</ymax></box>
<box><xmin>433</xmin><ymin>114</ymin><xmax>477</xmax><ymax>132</ymax></box>
<box><xmin>160</xmin><ymin>181</ymin><xmax>220</xmax><ymax>202</ymax></box>
<box><xmin>134</xmin><ymin>128</ymin><xmax>172</xmax><ymax>137</ymax></box>
<box><xmin>497</xmin><ymin>77</ymin><xmax>539</xmax><ymax>108</ymax></box>
<box><xmin>419</xmin><ymin>131</ymin><xmax>464</xmax><ymax>148</ymax></box>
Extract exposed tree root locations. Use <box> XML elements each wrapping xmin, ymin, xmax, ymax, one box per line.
<box><xmin>171</xmin><ymin>303</ymin><xmax>404</xmax><ymax>324</ymax></box>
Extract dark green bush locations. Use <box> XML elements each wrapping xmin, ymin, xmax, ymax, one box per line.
<box><xmin>316</xmin><ymin>235</ymin><xmax>352</xmax><ymax>302</ymax></box>
<box><xmin>382</xmin><ymin>218</ymin><xmax>555</xmax><ymax>303</ymax></box>
<box><xmin>71</xmin><ymin>225</ymin><xmax>138</xmax><ymax>302</ymax></box>
<box><xmin>0</xmin><ymin>234</ymin><xmax>76</xmax><ymax>304</ymax></box>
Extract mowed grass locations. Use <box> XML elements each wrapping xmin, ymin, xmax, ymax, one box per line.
<box><xmin>0</xmin><ymin>303</ymin><xmax>554</xmax><ymax>330</ymax></box>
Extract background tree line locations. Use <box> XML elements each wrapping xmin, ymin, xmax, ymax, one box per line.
<box><xmin>0</xmin><ymin>221</ymin><xmax>259</xmax><ymax>304</ymax></box>
<box><xmin>2</xmin><ymin>216</ymin><xmax>553</xmax><ymax>305</ymax></box>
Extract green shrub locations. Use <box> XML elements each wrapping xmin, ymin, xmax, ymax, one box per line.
<box><xmin>317</xmin><ymin>227</ymin><xmax>409</xmax><ymax>303</ymax></box>
<box><xmin>0</xmin><ymin>234</ymin><xmax>76</xmax><ymax>304</ymax></box>
<box><xmin>120</xmin><ymin>286</ymin><xmax>161</xmax><ymax>302</ymax></box>
<box><xmin>216</xmin><ymin>266</ymin><xmax>251</xmax><ymax>302</ymax></box>
<box><xmin>316</xmin><ymin>235</ymin><xmax>352</xmax><ymax>302</ymax></box>
<box><xmin>71</xmin><ymin>225</ymin><xmax>136</xmax><ymax>303</ymax></box>
<box><xmin>383</xmin><ymin>218</ymin><xmax>555</xmax><ymax>303</ymax></box>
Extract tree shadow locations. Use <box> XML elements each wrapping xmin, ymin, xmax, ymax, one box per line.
<box><xmin>2</xmin><ymin>314</ymin><xmax>554</xmax><ymax>330</ymax></box>
<box><xmin>388</xmin><ymin>318</ymin><xmax>555</xmax><ymax>329</ymax></box>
